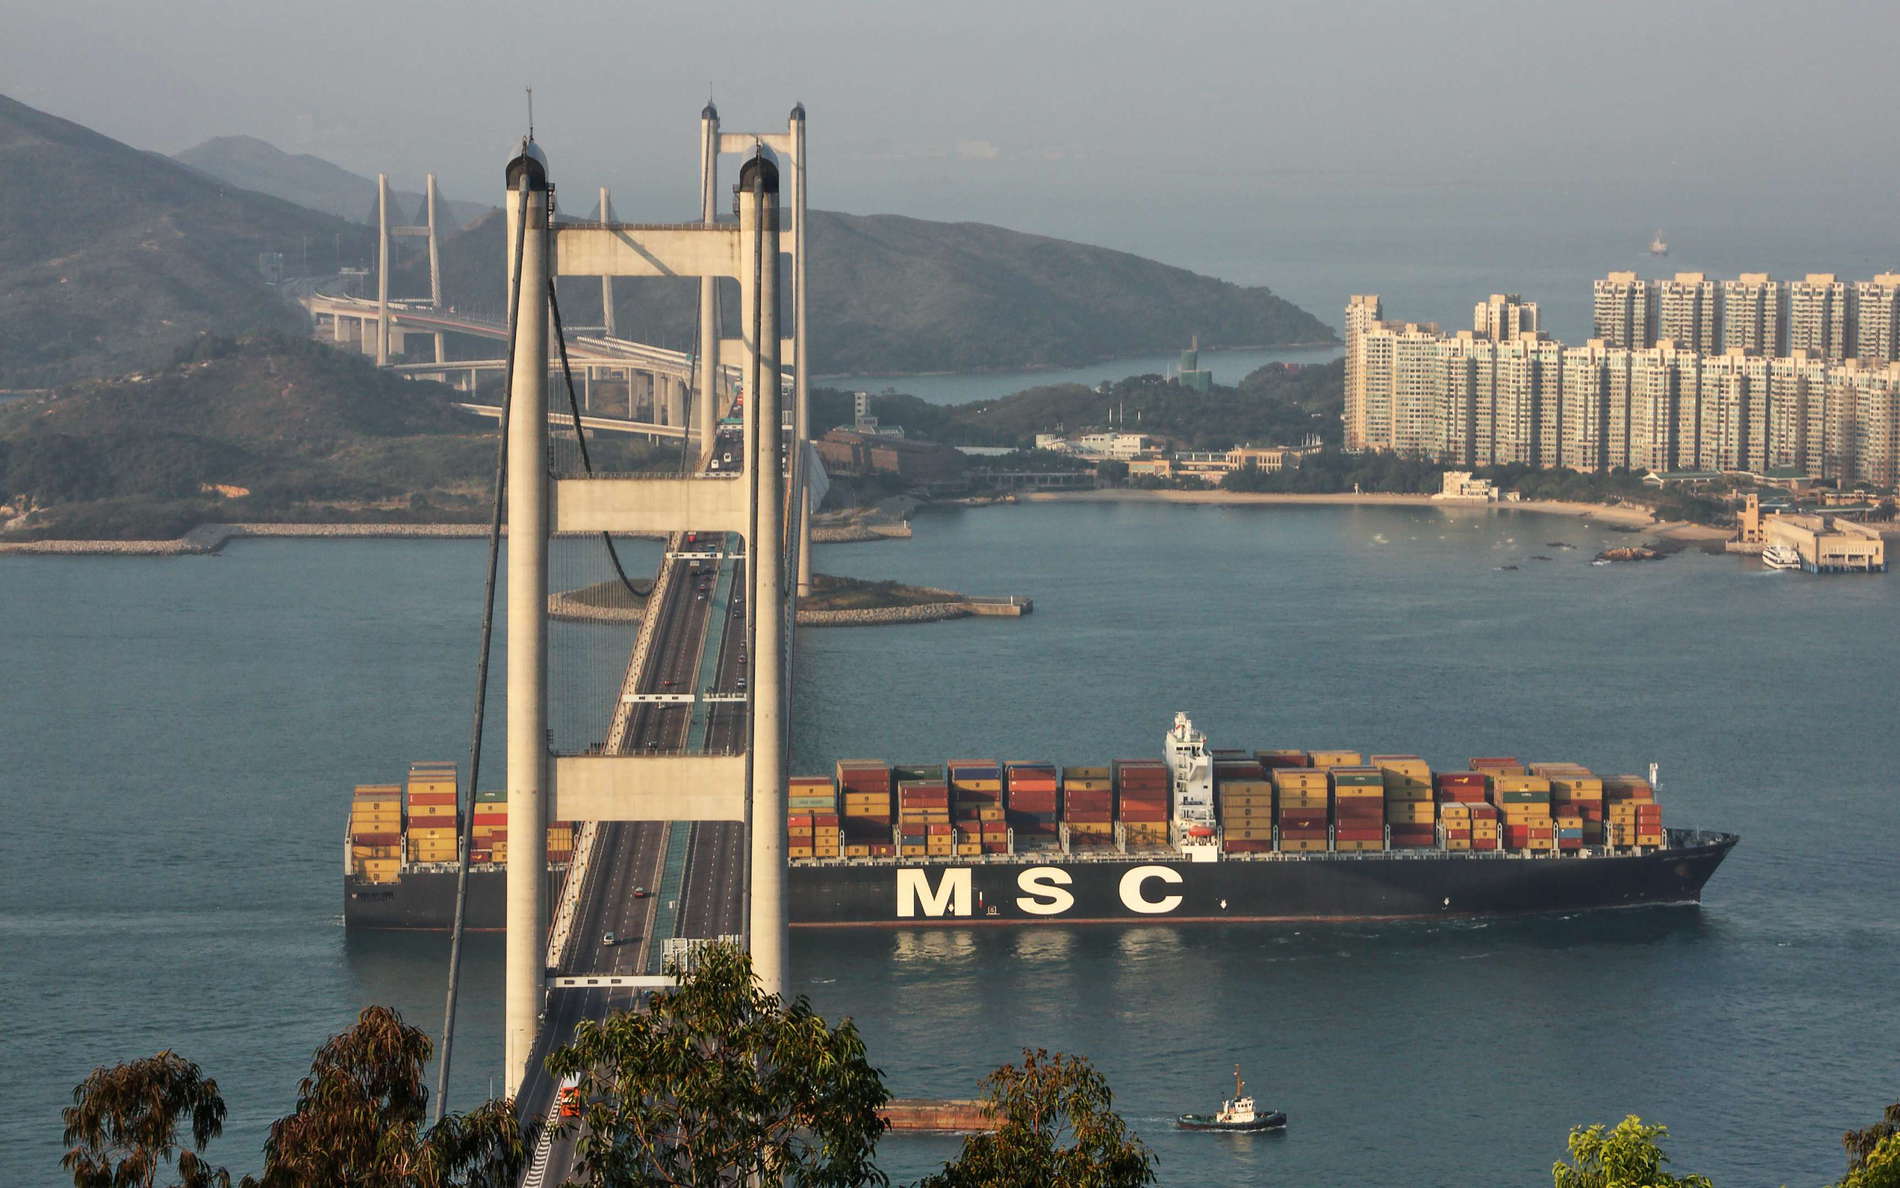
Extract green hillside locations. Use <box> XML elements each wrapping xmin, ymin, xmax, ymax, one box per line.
<box><xmin>410</xmin><ymin>208</ymin><xmax>1335</xmax><ymax>375</ymax></box>
<box><xmin>0</xmin><ymin>95</ymin><xmax>368</xmax><ymax>388</ymax></box>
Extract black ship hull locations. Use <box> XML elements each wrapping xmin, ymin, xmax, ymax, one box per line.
<box><xmin>344</xmin><ymin>866</ymin><xmax>568</xmax><ymax>930</ymax></box>
<box><xmin>343</xmin><ymin>832</ymin><xmax>1734</xmax><ymax>930</ymax></box>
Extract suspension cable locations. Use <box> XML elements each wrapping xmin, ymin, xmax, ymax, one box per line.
<box><xmin>433</xmin><ymin>168</ymin><xmax>532</xmax><ymax>1123</ymax></box>
<box><xmin>547</xmin><ymin>278</ymin><xmax>646</xmax><ymax>601</ymax></box>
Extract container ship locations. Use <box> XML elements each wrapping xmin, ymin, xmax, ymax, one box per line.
<box><xmin>343</xmin><ymin>761</ymin><xmax>571</xmax><ymax>930</ymax></box>
<box><xmin>343</xmin><ymin>716</ymin><xmax>1736</xmax><ymax>929</ymax></box>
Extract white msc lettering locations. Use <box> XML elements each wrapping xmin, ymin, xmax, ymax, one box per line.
<box><xmin>1118</xmin><ymin>865</ymin><xmax>1184</xmax><ymax>914</ymax></box>
<box><xmin>1014</xmin><ymin>866</ymin><xmax>1074</xmax><ymax>916</ymax></box>
<box><xmin>896</xmin><ymin>868</ymin><xmax>972</xmax><ymax>918</ymax></box>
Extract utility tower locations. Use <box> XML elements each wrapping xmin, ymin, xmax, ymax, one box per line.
<box><xmin>499</xmin><ymin>129</ymin><xmax>796</xmax><ymax>1094</ymax></box>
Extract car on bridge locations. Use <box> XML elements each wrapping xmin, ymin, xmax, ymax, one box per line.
<box><xmin>633</xmin><ymin>886</ymin><xmax>649</xmax><ymax>899</ymax></box>
<box><xmin>558</xmin><ymin>1076</ymin><xmax>582</xmax><ymax>1119</ymax></box>
<box><xmin>601</xmin><ymin>931</ymin><xmax>617</xmax><ymax>947</ymax></box>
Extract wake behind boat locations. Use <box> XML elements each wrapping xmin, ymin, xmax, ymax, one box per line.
<box><xmin>1178</xmin><ymin>1066</ymin><xmax>1286</xmax><ymax>1133</ymax></box>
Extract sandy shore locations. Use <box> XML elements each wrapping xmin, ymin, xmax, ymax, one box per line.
<box><xmin>1018</xmin><ymin>488</ymin><xmax>1736</xmax><ymax>539</ymax></box>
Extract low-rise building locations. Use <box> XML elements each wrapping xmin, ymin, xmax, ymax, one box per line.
<box><xmin>1433</xmin><ymin>471</ymin><xmax>1498</xmax><ymax>502</ymax></box>
<box><xmin>1763</xmin><ymin>513</ymin><xmax>1885</xmax><ymax>572</ymax></box>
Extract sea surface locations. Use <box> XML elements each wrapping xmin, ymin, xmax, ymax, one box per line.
<box><xmin>5</xmin><ymin>503</ymin><xmax>1898</xmax><ymax>1186</ymax></box>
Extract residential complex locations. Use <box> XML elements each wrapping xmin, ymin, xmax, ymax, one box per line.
<box><xmin>1344</xmin><ymin>281</ymin><xmax>1900</xmax><ymax>489</ymax></box>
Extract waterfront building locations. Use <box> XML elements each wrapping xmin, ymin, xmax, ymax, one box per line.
<box><xmin>1473</xmin><ymin>293</ymin><xmax>1539</xmax><ymax>342</ymax></box>
<box><xmin>1720</xmin><ymin>273</ymin><xmax>1785</xmax><ymax>356</ymax></box>
<box><xmin>1593</xmin><ymin>272</ymin><xmax>1654</xmax><ymax>349</ymax></box>
<box><xmin>1853</xmin><ymin>275</ymin><xmax>1900</xmax><ymax>365</ymax></box>
<box><xmin>1657</xmin><ymin>273</ymin><xmax>1719</xmax><ymax>355</ymax></box>
<box><xmin>1344</xmin><ymin>294</ymin><xmax>1384</xmax><ymax>451</ymax></box>
<box><xmin>1345</xmin><ymin>294</ymin><xmax>1900</xmax><ymax>490</ymax></box>
<box><xmin>1788</xmin><ymin>274</ymin><xmax>1850</xmax><ymax>362</ymax></box>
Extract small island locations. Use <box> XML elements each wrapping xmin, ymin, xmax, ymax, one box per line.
<box><xmin>550</xmin><ymin>572</ymin><xmax>1030</xmax><ymax>628</ymax></box>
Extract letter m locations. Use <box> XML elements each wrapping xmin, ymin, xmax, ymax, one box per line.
<box><xmin>896</xmin><ymin>868</ymin><xmax>972</xmax><ymax>918</ymax></box>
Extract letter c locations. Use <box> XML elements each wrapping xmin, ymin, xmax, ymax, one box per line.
<box><xmin>1119</xmin><ymin>865</ymin><xmax>1184</xmax><ymax>914</ymax></box>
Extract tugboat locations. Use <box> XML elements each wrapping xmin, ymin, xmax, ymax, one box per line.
<box><xmin>1178</xmin><ymin>1066</ymin><xmax>1287</xmax><ymax>1133</ymax></box>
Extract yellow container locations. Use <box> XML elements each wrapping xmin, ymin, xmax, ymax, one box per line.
<box><xmin>1308</xmin><ymin>750</ymin><xmax>1363</xmax><ymax>768</ymax></box>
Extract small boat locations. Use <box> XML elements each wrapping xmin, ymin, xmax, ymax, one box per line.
<box><xmin>1761</xmin><ymin>543</ymin><xmax>1802</xmax><ymax>571</ymax></box>
<box><xmin>1650</xmin><ymin>229</ymin><xmax>1669</xmax><ymax>256</ymax></box>
<box><xmin>1179</xmin><ymin>1066</ymin><xmax>1286</xmax><ymax>1133</ymax></box>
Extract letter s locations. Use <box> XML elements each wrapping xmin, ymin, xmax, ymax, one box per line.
<box><xmin>1015</xmin><ymin>866</ymin><xmax>1074</xmax><ymax>916</ymax></box>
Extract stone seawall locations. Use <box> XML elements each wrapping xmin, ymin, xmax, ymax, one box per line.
<box><xmin>0</xmin><ymin>522</ymin><xmax>490</xmax><ymax>556</ymax></box>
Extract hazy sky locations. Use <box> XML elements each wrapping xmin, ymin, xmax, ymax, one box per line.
<box><xmin>9</xmin><ymin>0</ymin><xmax>1900</xmax><ymax>328</ymax></box>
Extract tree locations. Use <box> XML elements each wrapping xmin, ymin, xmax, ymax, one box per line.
<box><xmin>918</xmin><ymin>1049</ymin><xmax>1156</xmax><ymax>1188</ymax></box>
<box><xmin>1839</xmin><ymin>1105</ymin><xmax>1900</xmax><ymax>1187</ymax></box>
<box><xmin>1551</xmin><ymin>1115</ymin><xmax>1712</xmax><ymax>1188</ymax></box>
<box><xmin>62</xmin><ymin>1050</ymin><xmax>232</xmax><ymax>1188</ymax></box>
<box><xmin>546</xmin><ymin>942</ymin><xmax>889</xmax><ymax>1187</ymax></box>
<box><xmin>251</xmin><ymin>1005</ymin><xmax>524</xmax><ymax>1188</ymax></box>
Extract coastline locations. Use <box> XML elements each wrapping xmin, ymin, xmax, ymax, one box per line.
<box><xmin>1017</xmin><ymin>488</ymin><xmax>1733</xmax><ymax>541</ymax></box>
<box><xmin>811</xmin><ymin>339</ymin><xmax>1339</xmax><ymax>383</ymax></box>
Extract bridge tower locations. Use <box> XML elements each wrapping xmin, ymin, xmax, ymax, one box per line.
<box><xmin>499</xmin><ymin>130</ymin><xmax>797</xmax><ymax>1094</ymax></box>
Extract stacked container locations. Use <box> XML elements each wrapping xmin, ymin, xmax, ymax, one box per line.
<box><xmin>1434</xmin><ymin>771</ymin><xmax>1488</xmax><ymax>803</ymax></box>
<box><xmin>1373</xmin><ymin>755</ymin><xmax>1435</xmax><ymax>848</ymax></box>
<box><xmin>1468</xmin><ymin>802</ymin><xmax>1500</xmax><ymax>850</ymax></box>
<box><xmin>1308</xmin><ymin>749</ymin><xmax>1364</xmax><ymax>768</ymax></box>
<box><xmin>1062</xmin><ymin>765</ymin><xmax>1115</xmax><ymax>851</ymax></box>
<box><xmin>786</xmin><ymin>775</ymin><xmax>840</xmax><ymax>860</ymax></box>
<box><xmin>1273</xmin><ymin>767</ymin><xmax>1330</xmax><ymax>852</ymax></box>
<box><xmin>1470</xmin><ymin>756</ymin><xmax>1528</xmax><ymax>777</ymax></box>
<box><xmin>468</xmin><ymin>788</ymin><xmax>506</xmax><ymax>864</ymax></box>
<box><xmin>1490</xmin><ymin>772</ymin><xmax>1554</xmax><ymax>852</ymax></box>
<box><xmin>350</xmin><ymin>784</ymin><xmax>403</xmax><ymax>883</ymax></box>
<box><xmin>1114</xmin><ymin>759</ymin><xmax>1171</xmax><ymax>850</ymax></box>
<box><xmin>405</xmin><ymin>762</ymin><xmax>459</xmax><ymax>865</ymax></box>
<box><xmin>897</xmin><ymin>777</ymin><xmax>951</xmax><ymax>859</ymax></box>
<box><xmin>1253</xmin><ymin>749</ymin><xmax>1310</xmax><ymax>770</ymax></box>
<box><xmin>837</xmin><ymin>760</ymin><xmax>895</xmax><ymax>858</ymax></box>
<box><xmin>1329</xmin><ymin>766</ymin><xmax>1386</xmax><ymax>851</ymax></box>
<box><xmin>1536</xmin><ymin>763</ymin><xmax>1607</xmax><ymax>845</ymax></box>
<box><xmin>546</xmin><ymin>821</ymin><xmax>575</xmax><ymax>864</ymax></box>
<box><xmin>948</xmin><ymin>761</ymin><xmax>1008</xmax><ymax>854</ymax></box>
<box><xmin>1005</xmin><ymin>762</ymin><xmax>1061</xmax><ymax>851</ymax></box>
<box><xmin>1215</xmin><ymin>759</ymin><xmax>1273</xmax><ymax>853</ymax></box>
<box><xmin>1604</xmin><ymin>775</ymin><xmax>1663</xmax><ymax>847</ymax></box>
<box><xmin>1440</xmin><ymin>800</ymin><xmax>1472</xmax><ymax>850</ymax></box>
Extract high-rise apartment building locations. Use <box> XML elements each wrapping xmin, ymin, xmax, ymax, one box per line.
<box><xmin>1788</xmin><ymin>274</ymin><xmax>1849</xmax><ymax>362</ymax></box>
<box><xmin>1344</xmin><ymin>294</ymin><xmax>1384</xmax><ymax>451</ymax></box>
<box><xmin>1720</xmin><ymin>274</ymin><xmax>1785</xmax><ymax>356</ymax></box>
<box><xmin>1593</xmin><ymin>272</ymin><xmax>1654</xmax><ymax>349</ymax></box>
<box><xmin>1473</xmin><ymin>293</ymin><xmax>1539</xmax><ymax>342</ymax></box>
<box><xmin>1854</xmin><ymin>274</ymin><xmax>1900</xmax><ymax>365</ymax></box>
<box><xmin>1656</xmin><ymin>272</ymin><xmax>1718</xmax><ymax>354</ymax></box>
<box><xmin>1344</xmin><ymin>294</ymin><xmax>1900</xmax><ymax>489</ymax></box>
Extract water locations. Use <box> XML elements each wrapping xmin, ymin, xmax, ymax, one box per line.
<box><xmin>6</xmin><ymin>505</ymin><xmax>1897</xmax><ymax>1185</ymax></box>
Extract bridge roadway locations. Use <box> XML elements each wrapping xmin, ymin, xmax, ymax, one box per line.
<box><xmin>517</xmin><ymin>431</ymin><xmax>759</xmax><ymax>1185</ymax></box>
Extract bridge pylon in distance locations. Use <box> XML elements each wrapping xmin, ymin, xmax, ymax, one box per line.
<box><xmin>499</xmin><ymin>122</ymin><xmax>798</xmax><ymax>1096</ymax></box>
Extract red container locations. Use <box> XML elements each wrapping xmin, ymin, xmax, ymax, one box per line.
<box><xmin>1469</xmin><ymin>757</ymin><xmax>1521</xmax><ymax>770</ymax></box>
<box><xmin>927</xmin><ymin>823</ymin><xmax>953</xmax><ymax>836</ymax></box>
<box><xmin>351</xmin><ymin>832</ymin><xmax>402</xmax><ymax>846</ymax></box>
<box><xmin>1470</xmin><ymin>836</ymin><xmax>1499</xmax><ymax>851</ymax></box>
<box><xmin>1223</xmin><ymin>839</ymin><xmax>1273</xmax><ymax>852</ymax></box>
<box><xmin>1334</xmin><ymin>828</ymin><xmax>1384</xmax><ymax>841</ymax></box>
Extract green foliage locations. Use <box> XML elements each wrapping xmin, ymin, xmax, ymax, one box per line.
<box><xmin>0</xmin><ymin>333</ymin><xmax>501</xmax><ymax>539</ymax></box>
<box><xmin>918</xmin><ymin>1049</ymin><xmax>1156</xmax><ymax>1188</ymax></box>
<box><xmin>1551</xmin><ymin>1116</ymin><xmax>1712</xmax><ymax>1188</ymax></box>
<box><xmin>546</xmin><ymin>942</ymin><xmax>889</xmax><ymax>1188</ymax></box>
<box><xmin>251</xmin><ymin>1005</ymin><xmax>523</xmax><ymax>1188</ymax></box>
<box><xmin>62</xmin><ymin>1050</ymin><xmax>232</xmax><ymax>1188</ymax></box>
<box><xmin>1839</xmin><ymin>1132</ymin><xmax>1900</xmax><ymax>1188</ymax></box>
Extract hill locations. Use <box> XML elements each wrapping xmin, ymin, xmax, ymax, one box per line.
<box><xmin>0</xmin><ymin>95</ymin><xmax>368</xmax><ymax>389</ymax></box>
<box><xmin>0</xmin><ymin>333</ymin><xmax>500</xmax><ymax>539</ymax></box>
<box><xmin>810</xmin><ymin>356</ymin><xmax>1346</xmax><ymax>451</ymax></box>
<box><xmin>412</xmin><ymin>208</ymin><xmax>1335</xmax><ymax>375</ymax></box>
<box><xmin>175</xmin><ymin>135</ymin><xmax>494</xmax><ymax>229</ymax></box>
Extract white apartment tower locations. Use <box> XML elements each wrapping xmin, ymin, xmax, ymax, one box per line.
<box><xmin>1788</xmin><ymin>274</ymin><xmax>1849</xmax><ymax>362</ymax></box>
<box><xmin>1473</xmin><ymin>293</ymin><xmax>1539</xmax><ymax>342</ymax></box>
<box><xmin>1720</xmin><ymin>274</ymin><xmax>1785</xmax><ymax>356</ymax></box>
<box><xmin>1344</xmin><ymin>295</ymin><xmax>1384</xmax><ymax>451</ymax></box>
<box><xmin>1657</xmin><ymin>273</ymin><xmax>1718</xmax><ymax>355</ymax></box>
<box><xmin>1853</xmin><ymin>274</ymin><xmax>1900</xmax><ymax>365</ymax></box>
<box><xmin>1593</xmin><ymin>272</ymin><xmax>1654</xmax><ymax>349</ymax></box>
